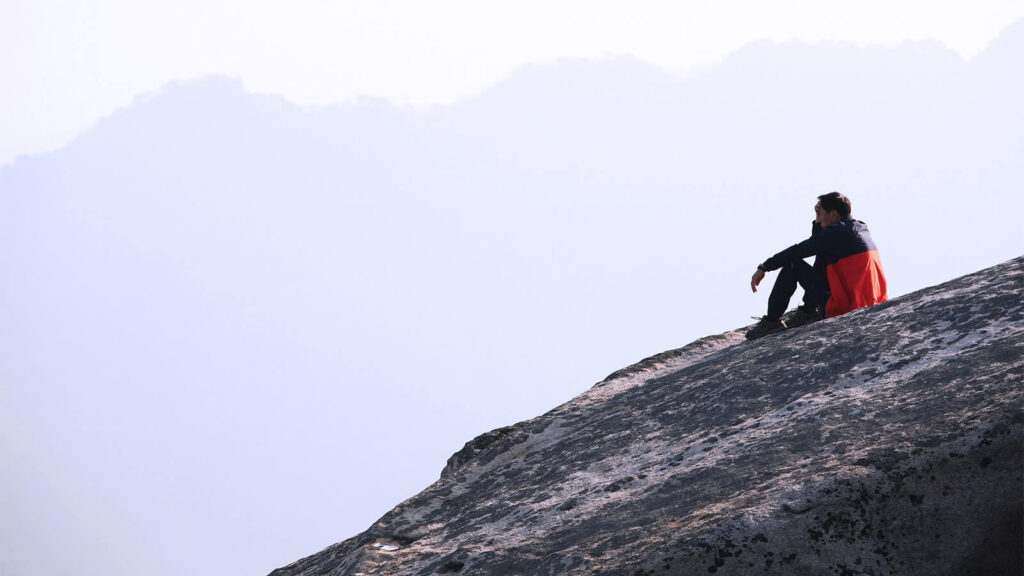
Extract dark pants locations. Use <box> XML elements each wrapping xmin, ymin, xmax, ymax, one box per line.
<box><xmin>768</xmin><ymin>260</ymin><xmax>827</xmax><ymax>320</ymax></box>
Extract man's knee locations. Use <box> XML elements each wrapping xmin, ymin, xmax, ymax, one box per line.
<box><xmin>778</xmin><ymin>260</ymin><xmax>799</xmax><ymax>278</ymax></box>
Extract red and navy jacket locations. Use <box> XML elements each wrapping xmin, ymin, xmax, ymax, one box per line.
<box><xmin>761</xmin><ymin>218</ymin><xmax>888</xmax><ymax>318</ymax></box>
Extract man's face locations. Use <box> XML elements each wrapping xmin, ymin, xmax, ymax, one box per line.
<box><xmin>815</xmin><ymin>203</ymin><xmax>842</xmax><ymax>228</ymax></box>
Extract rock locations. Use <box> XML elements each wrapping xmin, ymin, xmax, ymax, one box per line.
<box><xmin>270</xmin><ymin>256</ymin><xmax>1024</xmax><ymax>576</ymax></box>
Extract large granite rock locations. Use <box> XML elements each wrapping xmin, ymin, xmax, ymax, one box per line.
<box><xmin>272</xmin><ymin>257</ymin><xmax>1024</xmax><ymax>576</ymax></box>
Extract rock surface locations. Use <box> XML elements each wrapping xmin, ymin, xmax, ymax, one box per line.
<box><xmin>271</xmin><ymin>257</ymin><xmax>1024</xmax><ymax>576</ymax></box>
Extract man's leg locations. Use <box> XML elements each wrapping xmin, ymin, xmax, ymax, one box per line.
<box><xmin>798</xmin><ymin>266</ymin><xmax>827</xmax><ymax>314</ymax></box>
<box><xmin>768</xmin><ymin>260</ymin><xmax>824</xmax><ymax>320</ymax></box>
<box><xmin>748</xmin><ymin>260</ymin><xmax>826</xmax><ymax>340</ymax></box>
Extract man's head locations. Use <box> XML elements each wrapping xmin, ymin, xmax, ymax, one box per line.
<box><xmin>815</xmin><ymin>191</ymin><xmax>851</xmax><ymax>228</ymax></box>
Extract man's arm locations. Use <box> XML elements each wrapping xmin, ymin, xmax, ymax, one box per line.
<box><xmin>760</xmin><ymin>234</ymin><xmax>825</xmax><ymax>272</ymax></box>
<box><xmin>750</xmin><ymin>232</ymin><xmax>828</xmax><ymax>293</ymax></box>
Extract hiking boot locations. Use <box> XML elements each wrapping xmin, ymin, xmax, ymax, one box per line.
<box><xmin>785</xmin><ymin>305</ymin><xmax>824</xmax><ymax>329</ymax></box>
<box><xmin>745</xmin><ymin>316</ymin><xmax>787</xmax><ymax>340</ymax></box>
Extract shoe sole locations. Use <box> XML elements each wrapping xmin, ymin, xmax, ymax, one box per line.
<box><xmin>745</xmin><ymin>325</ymin><xmax>787</xmax><ymax>340</ymax></box>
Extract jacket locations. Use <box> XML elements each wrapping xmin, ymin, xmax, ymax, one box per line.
<box><xmin>761</xmin><ymin>218</ymin><xmax>888</xmax><ymax>318</ymax></box>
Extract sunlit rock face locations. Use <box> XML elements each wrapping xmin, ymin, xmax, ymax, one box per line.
<box><xmin>272</xmin><ymin>256</ymin><xmax>1023</xmax><ymax>576</ymax></box>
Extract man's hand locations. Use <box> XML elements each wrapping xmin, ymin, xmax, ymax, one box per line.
<box><xmin>751</xmin><ymin>268</ymin><xmax>766</xmax><ymax>292</ymax></box>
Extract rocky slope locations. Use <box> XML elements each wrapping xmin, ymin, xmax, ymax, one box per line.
<box><xmin>271</xmin><ymin>256</ymin><xmax>1024</xmax><ymax>576</ymax></box>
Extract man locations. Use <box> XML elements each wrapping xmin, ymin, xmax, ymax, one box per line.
<box><xmin>746</xmin><ymin>192</ymin><xmax>888</xmax><ymax>340</ymax></box>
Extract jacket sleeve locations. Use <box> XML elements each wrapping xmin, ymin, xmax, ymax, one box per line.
<box><xmin>760</xmin><ymin>232</ymin><xmax>828</xmax><ymax>272</ymax></box>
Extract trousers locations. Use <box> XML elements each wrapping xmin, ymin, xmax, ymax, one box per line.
<box><xmin>768</xmin><ymin>259</ymin><xmax>827</xmax><ymax>320</ymax></box>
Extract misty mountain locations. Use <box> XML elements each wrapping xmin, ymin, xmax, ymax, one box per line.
<box><xmin>1</xmin><ymin>20</ymin><xmax>1022</xmax><ymax>576</ymax></box>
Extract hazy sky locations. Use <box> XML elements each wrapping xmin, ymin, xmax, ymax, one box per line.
<box><xmin>3</xmin><ymin>3</ymin><xmax>1024</xmax><ymax>576</ymax></box>
<box><xmin>4</xmin><ymin>0</ymin><xmax>1024</xmax><ymax>166</ymax></box>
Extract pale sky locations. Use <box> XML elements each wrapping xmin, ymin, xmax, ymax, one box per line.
<box><xmin>3</xmin><ymin>0</ymin><xmax>1024</xmax><ymax>167</ymax></box>
<box><xmin>3</xmin><ymin>3</ymin><xmax>1024</xmax><ymax>576</ymax></box>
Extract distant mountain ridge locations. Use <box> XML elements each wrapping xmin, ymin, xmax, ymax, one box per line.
<box><xmin>271</xmin><ymin>256</ymin><xmax>1024</xmax><ymax>576</ymax></box>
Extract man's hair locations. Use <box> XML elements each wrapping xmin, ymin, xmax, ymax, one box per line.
<box><xmin>818</xmin><ymin>191</ymin><xmax>852</xmax><ymax>218</ymax></box>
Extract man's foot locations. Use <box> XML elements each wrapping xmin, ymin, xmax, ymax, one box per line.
<box><xmin>745</xmin><ymin>316</ymin><xmax>787</xmax><ymax>340</ymax></box>
<box><xmin>785</xmin><ymin>305</ymin><xmax>824</xmax><ymax>329</ymax></box>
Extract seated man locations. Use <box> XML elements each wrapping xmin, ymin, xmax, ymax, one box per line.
<box><xmin>747</xmin><ymin>192</ymin><xmax>888</xmax><ymax>340</ymax></box>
